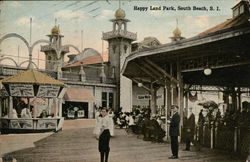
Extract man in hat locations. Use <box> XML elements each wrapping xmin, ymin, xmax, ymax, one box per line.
<box><xmin>183</xmin><ymin>107</ymin><xmax>195</xmax><ymax>151</ymax></box>
<box><xmin>169</xmin><ymin>105</ymin><xmax>180</xmax><ymax>159</ymax></box>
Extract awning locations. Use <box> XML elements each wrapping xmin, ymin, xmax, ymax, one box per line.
<box><xmin>64</xmin><ymin>88</ymin><xmax>95</xmax><ymax>102</ymax></box>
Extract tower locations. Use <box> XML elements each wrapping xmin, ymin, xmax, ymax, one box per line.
<box><xmin>170</xmin><ymin>20</ymin><xmax>185</xmax><ymax>42</ymax></box>
<box><xmin>41</xmin><ymin>25</ymin><xmax>69</xmax><ymax>71</ymax></box>
<box><xmin>103</xmin><ymin>8</ymin><xmax>137</xmax><ymax>111</ymax></box>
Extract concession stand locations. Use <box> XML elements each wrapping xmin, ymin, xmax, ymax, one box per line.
<box><xmin>0</xmin><ymin>69</ymin><xmax>66</xmax><ymax>133</ymax></box>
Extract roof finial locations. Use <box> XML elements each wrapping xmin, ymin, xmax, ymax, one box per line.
<box><xmin>176</xmin><ymin>19</ymin><xmax>178</xmax><ymax>28</ymax></box>
<box><xmin>119</xmin><ymin>0</ymin><xmax>121</xmax><ymax>9</ymax></box>
<box><xmin>55</xmin><ymin>18</ymin><xmax>57</xmax><ymax>26</ymax></box>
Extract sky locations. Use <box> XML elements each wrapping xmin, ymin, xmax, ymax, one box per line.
<box><xmin>0</xmin><ymin>0</ymin><xmax>239</xmax><ymax>69</ymax></box>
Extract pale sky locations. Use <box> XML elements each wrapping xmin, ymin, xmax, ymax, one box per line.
<box><xmin>0</xmin><ymin>0</ymin><xmax>239</xmax><ymax>69</ymax></box>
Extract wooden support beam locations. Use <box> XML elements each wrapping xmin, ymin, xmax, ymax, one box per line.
<box><xmin>143</xmin><ymin>58</ymin><xmax>178</xmax><ymax>84</ymax></box>
<box><xmin>140</xmin><ymin>60</ymin><xmax>164</xmax><ymax>78</ymax></box>
<box><xmin>131</xmin><ymin>78</ymin><xmax>150</xmax><ymax>92</ymax></box>
<box><xmin>134</xmin><ymin>62</ymin><xmax>160</xmax><ymax>81</ymax></box>
<box><xmin>135</xmin><ymin>62</ymin><xmax>166</xmax><ymax>86</ymax></box>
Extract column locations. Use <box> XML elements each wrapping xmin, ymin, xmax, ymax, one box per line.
<box><xmin>184</xmin><ymin>85</ymin><xmax>189</xmax><ymax>116</ymax></box>
<box><xmin>170</xmin><ymin>84</ymin><xmax>174</xmax><ymax>106</ymax></box>
<box><xmin>234</xmin><ymin>127</ymin><xmax>237</xmax><ymax>152</ymax></box>
<box><xmin>164</xmin><ymin>84</ymin><xmax>171</xmax><ymax>140</ymax></box>
<box><xmin>53</xmin><ymin>98</ymin><xmax>58</xmax><ymax>117</ymax></box>
<box><xmin>0</xmin><ymin>99</ymin><xmax>2</xmax><ymax>117</ymax></box>
<box><xmin>88</xmin><ymin>102</ymin><xmax>93</xmax><ymax>119</ymax></box>
<box><xmin>237</xmin><ymin>88</ymin><xmax>241</xmax><ymax>111</ymax></box>
<box><xmin>58</xmin><ymin>98</ymin><xmax>62</xmax><ymax>117</ymax></box>
<box><xmin>8</xmin><ymin>96</ymin><xmax>13</xmax><ymax>118</ymax></box>
<box><xmin>150</xmin><ymin>83</ymin><xmax>157</xmax><ymax>115</ymax></box>
<box><xmin>211</xmin><ymin>124</ymin><xmax>214</xmax><ymax>149</ymax></box>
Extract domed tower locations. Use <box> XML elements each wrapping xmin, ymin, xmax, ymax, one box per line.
<box><xmin>170</xmin><ymin>20</ymin><xmax>185</xmax><ymax>42</ymax></box>
<box><xmin>41</xmin><ymin>25</ymin><xmax>69</xmax><ymax>71</ymax></box>
<box><xmin>103</xmin><ymin>7</ymin><xmax>137</xmax><ymax>111</ymax></box>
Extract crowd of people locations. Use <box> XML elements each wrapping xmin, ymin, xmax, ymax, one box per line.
<box><xmin>96</xmin><ymin>106</ymin><xmax>166</xmax><ymax>143</ymax></box>
<box><xmin>197</xmin><ymin>102</ymin><xmax>250</xmax><ymax>128</ymax></box>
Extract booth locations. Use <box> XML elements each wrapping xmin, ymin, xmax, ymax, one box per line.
<box><xmin>0</xmin><ymin>69</ymin><xmax>66</xmax><ymax>133</ymax></box>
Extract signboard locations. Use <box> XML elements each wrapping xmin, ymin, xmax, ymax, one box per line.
<box><xmin>10</xmin><ymin>119</ymin><xmax>33</xmax><ymax>129</ymax></box>
<box><xmin>37</xmin><ymin>119</ymin><xmax>57</xmax><ymax>129</ymax></box>
<box><xmin>137</xmin><ymin>95</ymin><xmax>162</xmax><ymax>100</ymax></box>
<box><xmin>37</xmin><ymin>85</ymin><xmax>60</xmax><ymax>98</ymax></box>
<box><xmin>9</xmin><ymin>84</ymin><xmax>34</xmax><ymax>97</ymax></box>
<box><xmin>137</xmin><ymin>95</ymin><xmax>151</xmax><ymax>100</ymax></box>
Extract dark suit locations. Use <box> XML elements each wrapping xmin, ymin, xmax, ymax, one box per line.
<box><xmin>169</xmin><ymin>112</ymin><xmax>180</xmax><ymax>157</ymax></box>
<box><xmin>184</xmin><ymin>113</ymin><xmax>195</xmax><ymax>150</ymax></box>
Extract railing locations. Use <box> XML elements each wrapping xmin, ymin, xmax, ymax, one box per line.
<box><xmin>195</xmin><ymin>122</ymin><xmax>250</xmax><ymax>158</ymax></box>
<box><xmin>103</xmin><ymin>30</ymin><xmax>137</xmax><ymax>40</ymax></box>
<box><xmin>62</xmin><ymin>72</ymin><xmax>81</xmax><ymax>82</ymax></box>
<box><xmin>0</xmin><ymin>66</ymin><xmax>115</xmax><ymax>85</ymax></box>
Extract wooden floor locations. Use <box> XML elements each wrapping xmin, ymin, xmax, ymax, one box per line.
<box><xmin>1</xmin><ymin>119</ymin><xmax>244</xmax><ymax>162</ymax></box>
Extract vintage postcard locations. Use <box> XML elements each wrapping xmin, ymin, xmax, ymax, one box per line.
<box><xmin>0</xmin><ymin>0</ymin><xmax>249</xmax><ymax>161</ymax></box>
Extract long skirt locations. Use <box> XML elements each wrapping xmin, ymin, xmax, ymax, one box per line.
<box><xmin>98</xmin><ymin>129</ymin><xmax>111</xmax><ymax>152</ymax></box>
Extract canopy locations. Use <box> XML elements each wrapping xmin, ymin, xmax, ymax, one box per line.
<box><xmin>64</xmin><ymin>88</ymin><xmax>95</xmax><ymax>102</ymax></box>
<box><xmin>0</xmin><ymin>69</ymin><xmax>64</xmax><ymax>98</ymax></box>
<box><xmin>0</xmin><ymin>69</ymin><xmax>64</xmax><ymax>85</ymax></box>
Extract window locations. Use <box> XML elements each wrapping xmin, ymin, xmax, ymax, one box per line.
<box><xmin>109</xmin><ymin>93</ymin><xmax>114</xmax><ymax>109</ymax></box>
<box><xmin>101</xmin><ymin>92</ymin><xmax>114</xmax><ymax>109</ymax></box>
<box><xmin>102</xmin><ymin>92</ymin><xmax>107</xmax><ymax>108</ymax></box>
<box><xmin>233</xmin><ymin>8</ymin><xmax>239</xmax><ymax>17</ymax></box>
<box><xmin>240</xmin><ymin>5</ymin><xmax>244</xmax><ymax>14</ymax></box>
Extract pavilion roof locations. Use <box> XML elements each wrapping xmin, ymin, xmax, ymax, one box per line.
<box><xmin>0</xmin><ymin>69</ymin><xmax>64</xmax><ymax>86</ymax></box>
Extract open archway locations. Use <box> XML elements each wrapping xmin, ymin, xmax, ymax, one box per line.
<box><xmin>0</xmin><ymin>57</ymin><xmax>19</xmax><ymax>67</ymax></box>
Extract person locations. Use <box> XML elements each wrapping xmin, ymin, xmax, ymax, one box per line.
<box><xmin>169</xmin><ymin>105</ymin><xmax>180</xmax><ymax>159</ymax></box>
<box><xmin>198</xmin><ymin>109</ymin><xmax>204</xmax><ymax>125</ymax></box>
<box><xmin>108</xmin><ymin>109</ymin><xmax>114</xmax><ymax>137</ymax></box>
<box><xmin>150</xmin><ymin>115</ymin><xmax>165</xmax><ymax>142</ymax></box>
<box><xmin>12</xmin><ymin>108</ymin><xmax>18</xmax><ymax>118</ymax></box>
<box><xmin>93</xmin><ymin>108</ymin><xmax>102</xmax><ymax>137</ymax></box>
<box><xmin>128</xmin><ymin>113</ymin><xmax>136</xmax><ymax>133</ymax></box>
<box><xmin>95</xmin><ymin>108</ymin><xmax>112</xmax><ymax>162</ymax></box>
<box><xmin>21</xmin><ymin>107</ymin><xmax>32</xmax><ymax>118</ymax></box>
<box><xmin>183</xmin><ymin>107</ymin><xmax>195</xmax><ymax>151</ymax></box>
<box><xmin>39</xmin><ymin>110</ymin><xmax>47</xmax><ymax>118</ymax></box>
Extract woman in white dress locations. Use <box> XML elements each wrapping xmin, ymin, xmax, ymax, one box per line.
<box><xmin>94</xmin><ymin>108</ymin><xmax>112</xmax><ymax>162</ymax></box>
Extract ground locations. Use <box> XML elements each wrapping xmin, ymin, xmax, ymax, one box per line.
<box><xmin>0</xmin><ymin>119</ymin><xmax>244</xmax><ymax>162</ymax></box>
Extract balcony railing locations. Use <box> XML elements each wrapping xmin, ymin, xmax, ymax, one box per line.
<box><xmin>103</xmin><ymin>30</ymin><xmax>137</xmax><ymax>40</ymax></box>
<box><xmin>0</xmin><ymin>66</ymin><xmax>115</xmax><ymax>85</ymax></box>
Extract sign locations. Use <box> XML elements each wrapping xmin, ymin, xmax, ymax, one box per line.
<box><xmin>9</xmin><ymin>84</ymin><xmax>34</xmax><ymax>97</ymax></box>
<box><xmin>37</xmin><ymin>119</ymin><xmax>57</xmax><ymax>129</ymax></box>
<box><xmin>10</xmin><ymin>119</ymin><xmax>33</xmax><ymax>129</ymax></box>
<box><xmin>137</xmin><ymin>94</ymin><xmax>162</xmax><ymax>100</ymax></box>
<box><xmin>37</xmin><ymin>85</ymin><xmax>60</xmax><ymax>98</ymax></box>
<box><xmin>137</xmin><ymin>95</ymin><xmax>151</xmax><ymax>100</ymax></box>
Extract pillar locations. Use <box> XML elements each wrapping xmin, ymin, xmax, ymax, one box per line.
<box><xmin>237</xmin><ymin>88</ymin><xmax>241</xmax><ymax>111</ymax></box>
<box><xmin>89</xmin><ymin>102</ymin><xmax>94</xmax><ymax>119</ymax></box>
<box><xmin>211</xmin><ymin>124</ymin><xmax>214</xmax><ymax>149</ymax></box>
<box><xmin>234</xmin><ymin>127</ymin><xmax>237</xmax><ymax>152</ymax></box>
<box><xmin>0</xmin><ymin>99</ymin><xmax>2</xmax><ymax>117</ymax></box>
<box><xmin>58</xmin><ymin>98</ymin><xmax>62</xmax><ymax>117</ymax></box>
<box><xmin>164</xmin><ymin>84</ymin><xmax>171</xmax><ymax>140</ymax></box>
<box><xmin>170</xmin><ymin>84</ymin><xmax>174</xmax><ymax>107</ymax></box>
<box><xmin>184</xmin><ymin>85</ymin><xmax>189</xmax><ymax>116</ymax></box>
<box><xmin>150</xmin><ymin>83</ymin><xmax>157</xmax><ymax>115</ymax></box>
<box><xmin>8</xmin><ymin>96</ymin><xmax>13</xmax><ymax>118</ymax></box>
<box><xmin>53</xmin><ymin>98</ymin><xmax>58</xmax><ymax>117</ymax></box>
